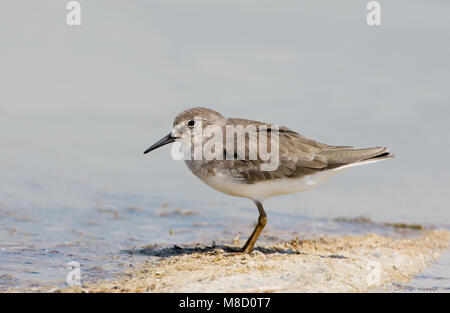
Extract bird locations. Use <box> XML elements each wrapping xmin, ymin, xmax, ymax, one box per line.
<box><xmin>143</xmin><ymin>107</ymin><xmax>393</xmax><ymax>253</ymax></box>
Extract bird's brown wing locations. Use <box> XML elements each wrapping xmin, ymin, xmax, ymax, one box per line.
<box><xmin>223</xmin><ymin>119</ymin><xmax>388</xmax><ymax>184</ymax></box>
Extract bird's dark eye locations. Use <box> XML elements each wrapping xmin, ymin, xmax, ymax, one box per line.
<box><xmin>188</xmin><ymin>120</ymin><xmax>195</xmax><ymax>127</ymax></box>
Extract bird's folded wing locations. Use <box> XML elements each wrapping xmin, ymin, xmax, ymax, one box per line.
<box><xmin>223</xmin><ymin>121</ymin><xmax>387</xmax><ymax>184</ymax></box>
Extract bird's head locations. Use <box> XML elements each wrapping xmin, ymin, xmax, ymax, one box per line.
<box><xmin>143</xmin><ymin>107</ymin><xmax>225</xmax><ymax>155</ymax></box>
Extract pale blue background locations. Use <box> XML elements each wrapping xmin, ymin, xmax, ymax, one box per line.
<box><xmin>1</xmin><ymin>0</ymin><xmax>449</xmax><ymax>223</ymax></box>
<box><xmin>1</xmin><ymin>0</ymin><xmax>450</xmax><ymax>290</ymax></box>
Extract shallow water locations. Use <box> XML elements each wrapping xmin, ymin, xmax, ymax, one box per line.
<box><xmin>1</xmin><ymin>1</ymin><xmax>450</xmax><ymax>291</ymax></box>
<box><xmin>393</xmin><ymin>250</ymin><xmax>450</xmax><ymax>293</ymax></box>
<box><xmin>1</xmin><ymin>110</ymin><xmax>448</xmax><ymax>291</ymax></box>
<box><xmin>0</xmin><ymin>178</ymin><xmax>448</xmax><ymax>290</ymax></box>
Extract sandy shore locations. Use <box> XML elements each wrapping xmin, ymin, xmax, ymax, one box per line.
<box><xmin>57</xmin><ymin>229</ymin><xmax>449</xmax><ymax>293</ymax></box>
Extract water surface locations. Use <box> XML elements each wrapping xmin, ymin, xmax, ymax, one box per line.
<box><xmin>1</xmin><ymin>0</ymin><xmax>449</xmax><ymax>291</ymax></box>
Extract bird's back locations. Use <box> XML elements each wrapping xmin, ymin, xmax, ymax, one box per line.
<box><xmin>219</xmin><ymin>118</ymin><xmax>392</xmax><ymax>183</ymax></box>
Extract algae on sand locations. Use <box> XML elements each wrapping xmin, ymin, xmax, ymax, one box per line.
<box><xmin>58</xmin><ymin>229</ymin><xmax>449</xmax><ymax>293</ymax></box>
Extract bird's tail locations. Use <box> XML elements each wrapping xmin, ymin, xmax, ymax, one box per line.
<box><xmin>319</xmin><ymin>146</ymin><xmax>394</xmax><ymax>169</ymax></box>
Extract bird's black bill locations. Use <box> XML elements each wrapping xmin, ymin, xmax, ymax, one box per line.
<box><xmin>143</xmin><ymin>133</ymin><xmax>175</xmax><ymax>154</ymax></box>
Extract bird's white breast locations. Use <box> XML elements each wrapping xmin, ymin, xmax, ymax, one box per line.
<box><xmin>202</xmin><ymin>169</ymin><xmax>340</xmax><ymax>200</ymax></box>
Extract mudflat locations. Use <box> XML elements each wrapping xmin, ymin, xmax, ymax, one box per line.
<box><xmin>54</xmin><ymin>229</ymin><xmax>449</xmax><ymax>293</ymax></box>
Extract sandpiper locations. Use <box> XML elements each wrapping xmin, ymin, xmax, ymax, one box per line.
<box><xmin>144</xmin><ymin>107</ymin><xmax>393</xmax><ymax>253</ymax></box>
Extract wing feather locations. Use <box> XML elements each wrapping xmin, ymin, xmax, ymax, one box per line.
<box><xmin>223</xmin><ymin>118</ymin><xmax>387</xmax><ymax>184</ymax></box>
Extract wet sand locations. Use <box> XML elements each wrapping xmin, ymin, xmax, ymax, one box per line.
<box><xmin>51</xmin><ymin>229</ymin><xmax>450</xmax><ymax>293</ymax></box>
